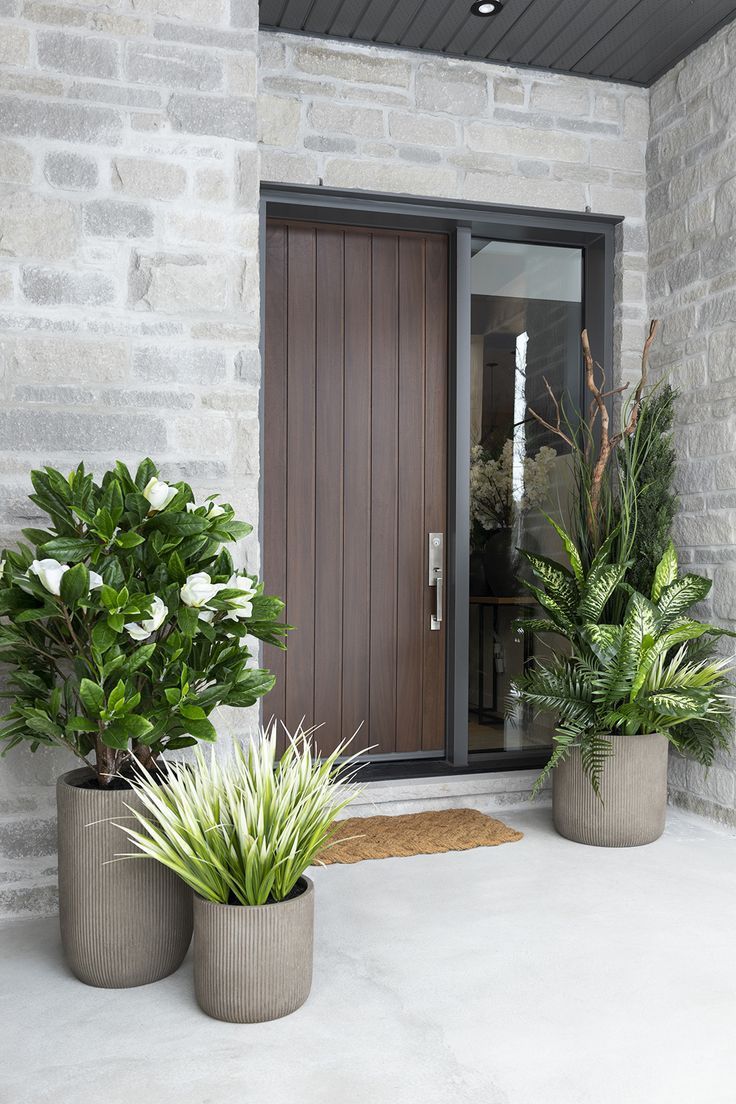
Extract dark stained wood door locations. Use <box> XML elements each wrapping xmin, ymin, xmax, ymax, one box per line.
<box><xmin>263</xmin><ymin>219</ymin><xmax>448</xmax><ymax>756</ymax></box>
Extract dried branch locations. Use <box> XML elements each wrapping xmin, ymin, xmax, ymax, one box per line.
<box><xmin>527</xmin><ymin>376</ymin><xmax>574</xmax><ymax>449</ymax></box>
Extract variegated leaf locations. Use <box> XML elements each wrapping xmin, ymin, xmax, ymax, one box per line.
<box><xmin>650</xmin><ymin>541</ymin><xmax>678</xmax><ymax>603</ymax></box>
<box><xmin>577</xmin><ymin>562</ymin><xmax>627</xmax><ymax>621</ymax></box>
<box><xmin>518</xmin><ymin>549</ymin><xmax>579</xmax><ymax>615</ymax></box>
<box><xmin>656</xmin><ymin>573</ymin><xmax>712</xmax><ymax>627</ymax></box>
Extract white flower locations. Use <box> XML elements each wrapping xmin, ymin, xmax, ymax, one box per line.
<box><xmin>198</xmin><ymin>609</ymin><xmax>215</xmax><ymax>625</ymax></box>
<box><xmin>224</xmin><ymin>573</ymin><xmax>257</xmax><ymax>621</ymax></box>
<box><xmin>180</xmin><ymin>572</ymin><xmax>225</xmax><ymax>609</ymax></box>
<box><xmin>29</xmin><ymin>558</ymin><xmax>69</xmax><ymax>596</ymax></box>
<box><xmin>125</xmin><ymin>595</ymin><xmax>168</xmax><ymax>642</ymax></box>
<box><xmin>143</xmin><ymin>476</ymin><xmax>177</xmax><ymax>513</ymax></box>
<box><xmin>29</xmin><ymin>559</ymin><xmax>104</xmax><ymax>597</ymax></box>
<box><xmin>0</xmin><ymin>558</ymin><xmax>5</xmax><ymax>577</ymax></box>
<box><xmin>186</xmin><ymin>500</ymin><xmax>225</xmax><ymax>520</ymax></box>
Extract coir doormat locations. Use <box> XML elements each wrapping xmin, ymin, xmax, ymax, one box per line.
<box><xmin>317</xmin><ymin>807</ymin><xmax>523</xmax><ymax>865</ymax></box>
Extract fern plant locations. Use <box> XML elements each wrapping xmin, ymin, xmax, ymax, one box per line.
<box><xmin>512</xmin><ymin>525</ymin><xmax>733</xmax><ymax>795</ymax></box>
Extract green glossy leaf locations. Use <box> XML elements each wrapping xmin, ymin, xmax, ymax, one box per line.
<box><xmin>59</xmin><ymin>562</ymin><xmax>89</xmax><ymax>607</ymax></box>
<box><xmin>38</xmin><ymin>537</ymin><xmax>95</xmax><ymax>562</ymax></box>
<box><xmin>79</xmin><ymin>678</ymin><xmax>105</xmax><ymax>716</ymax></box>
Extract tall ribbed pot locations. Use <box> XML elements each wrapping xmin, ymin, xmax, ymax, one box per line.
<box><xmin>553</xmin><ymin>732</ymin><xmax>669</xmax><ymax>847</ymax></box>
<box><xmin>57</xmin><ymin>768</ymin><xmax>193</xmax><ymax>988</ymax></box>
<box><xmin>193</xmin><ymin>877</ymin><xmax>314</xmax><ymax>1023</ymax></box>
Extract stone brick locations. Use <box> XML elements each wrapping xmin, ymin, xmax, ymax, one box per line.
<box><xmin>36</xmin><ymin>29</ymin><xmax>119</xmax><ymax>79</ymax></box>
<box><xmin>168</xmin><ymin>94</ymin><xmax>255</xmax><ymax>139</ymax></box>
<box><xmin>415</xmin><ymin>62</ymin><xmax>487</xmax><ymax>115</ymax></box>
<box><xmin>3</xmin><ymin>335</ymin><xmax>127</xmax><ymax>382</ymax></box>
<box><xmin>22</xmin><ymin>1</ymin><xmax>86</xmax><ymax>25</ymax></box>
<box><xmin>0</xmin><ymin>95</ymin><xmax>122</xmax><ymax>145</ymax></box>
<box><xmin>259</xmin><ymin>148</ymin><xmax>318</xmax><ymax>186</ymax></box>
<box><xmin>0</xmin><ymin>410</ymin><xmax>165</xmax><ymax>452</ymax></box>
<box><xmin>128</xmin><ymin>251</ymin><xmax>229</xmax><ymax>313</ymax></box>
<box><xmin>133</xmin><ymin>0</ymin><xmax>226</xmax><ymax>18</ymax></box>
<box><xmin>226</xmin><ymin>55</ymin><xmax>256</xmax><ymax>98</ymax></box>
<box><xmin>494</xmin><ymin>77</ymin><xmax>525</xmax><ymax>106</ymax></box>
<box><xmin>132</xmin><ymin>344</ymin><xmax>226</xmax><ymax>383</ymax></box>
<box><xmin>67</xmin><ymin>80</ymin><xmax>161</xmax><ymax>109</ymax></box>
<box><xmin>293</xmin><ymin>43</ymin><xmax>411</xmax><ymax>88</ymax></box>
<box><xmin>112</xmin><ymin>156</ymin><xmax>186</xmax><ymax>200</ymax></box>
<box><xmin>389</xmin><ymin>111</ymin><xmax>456</xmax><ymax>147</ymax></box>
<box><xmin>260</xmin><ymin>94</ymin><xmax>302</xmax><ymax>145</ymax></box>
<box><xmin>83</xmin><ymin>199</ymin><xmax>154</xmax><ymax>239</ymax></box>
<box><xmin>308</xmin><ymin>101</ymin><xmax>382</xmax><ymax>140</ymax></box>
<box><xmin>237</xmin><ymin>148</ymin><xmax>259</xmax><ymax>206</ymax></box>
<box><xmin>0</xmin><ymin>25</ymin><xmax>29</xmax><ymax>64</ymax></box>
<box><xmin>21</xmin><ymin>266</ymin><xmax>117</xmax><ymax>307</ymax></box>
<box><xmin>43</xmin><ymin>150</ymin><xmax>98</xmax><ymax>190</ymax></box>
<box><xmin>709</xmin><ymin>330</ymin><xmax>736</xmax><ymax>382</ymax></box>
<box><xmin>196</xmin><ymin>166</ymin><xmax>228</xmax><ymax>202</ymax></box>
<box><xmin>0</xmin><ymin>139</ymin><xmax>33</xmax><ymax>184</ymax></box>
<box><xmin>529</xmin><ymin>80</ymin><xmax>590</xmax><ymax>116</ymax></box>
<box><xmin>153</xmin><ymin>23</ymin><xmax>255</xmax><ymax>51</ymax></box>
<box><xmin>0</xmin><ymin>194</ymin><xmax>78</xmax><ymax>261</ymax></box>
<box><xmin>125</xmin><ymin>42</ymin><xmax>223</xmax><ymax>92</ymax></box>
<box><xmin>322</xmin><ymin>159</ymin><xmax>457</xmax><ymax>198</ymax></box>
<box><xmin>465</xmin><ymin>122</ymin><xmax>586</xmax><ymax>163</ymax></box>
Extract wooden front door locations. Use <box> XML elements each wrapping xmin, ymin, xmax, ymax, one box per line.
<box><xmin>263</xmin><ymin>219</ymin><xmax>448</xmax><ymax>756</ymax></box>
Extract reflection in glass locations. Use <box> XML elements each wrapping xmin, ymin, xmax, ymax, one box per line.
<box><xmin>468</xmin><ymin>240</ymin><xmax>583</xmax><ymax>754</ymax></box>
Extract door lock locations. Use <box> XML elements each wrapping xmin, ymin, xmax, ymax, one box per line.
<box><xmin>428</xmin><ymin>532</ymin><xmax>443</xmax><ymax>631</ymax></box>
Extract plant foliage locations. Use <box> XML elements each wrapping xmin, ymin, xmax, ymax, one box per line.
<box><xmin>116</xmin><ymin>723</ymin><xmax>363</xmax><ymax>906</ymax></box>
<box><xmin>0</xmin><ymin>460</ymin><xmax>286</xmax><ymax>785</ymax></box>
<box><xmin>512</xmin><ymin>527</ymin><xmax>733</xmax><ymax>795</ymax></box>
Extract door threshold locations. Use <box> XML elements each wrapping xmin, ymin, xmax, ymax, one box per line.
<box><xmin>352</xmin><ymin>750</ymin><xmax>550</xmax><ymax>783</ymax></box>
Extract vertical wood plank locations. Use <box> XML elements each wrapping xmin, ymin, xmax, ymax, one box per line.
<box><xmin>262</xmin><ymin>224</ymin><xmax>287</xmax><ymax>731</ymax></box>
<box><xmin>284</xmin><ymin>224</ymin><xmax>317</xmax><ymax>736</ymax></box>
<box><xmin>395</xmin><ymin>235</ymin><xmax>426</xmax><ymax>753</ymax></box>
<box><xmin>369</xmin><ymin>232</ymin><xmax>399</xmax><ymax>754</ymax></box>
<box><xmin>314</xmin><ymin>228</ymin><xmax>345</xmax><ymax>749</ymax></box>
<box><xmin>342</xmin><ymin>230</ymin><xmax>372</xmax><ymax>747</ymax></box>
<box><xmin>422</xmin><ymin>235</ymin><xmax>449</xmax><ymax>751</ymax></box>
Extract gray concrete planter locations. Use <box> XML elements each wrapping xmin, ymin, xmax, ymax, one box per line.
<box><xmin>553</xmin><ymin>732</ymin><xmax>669</xmax><ymax>847</ymax></box>
<box><xmin>57</xmin><ymin>768</ymin><xmax>193</xmax><ymax>988</ymax></box>
<box><xmin>193</xmin><ymin>877</ymin><xmax>314</xmax><ymax>1023</ymax></box>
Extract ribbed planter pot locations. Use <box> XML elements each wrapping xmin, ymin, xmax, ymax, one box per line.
<box><xmin>57</xmin><ymin>767</ymin><xmax>193</xmax><ymax>988</ymax></box>
<box><xmin>553</xmin><ymin>732</ymin><xmax>669</xmax><ymax>847</ymax></box>
<box><xmin>193</xmin><ymin>877</ymin><xmax>314</xmax><ymax>1023</ymax></box>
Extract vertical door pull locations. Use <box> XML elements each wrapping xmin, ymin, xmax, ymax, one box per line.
<box><xmin>428</xmin><ymin>532</ymin><xmax>444</xmax><ymax>630</ymax></box>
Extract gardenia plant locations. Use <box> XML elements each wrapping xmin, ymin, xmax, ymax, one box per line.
<box><xmin>0</xmin><ymin>460</ymin><xmax>286</xmax><ymax>787</ymax></box>
<box><xmin>512</xmin><ymin>523</ymin><xmax>734</xmax><ymax>794</ymax></box>
<box><xmin>117</xmin><ymin>723</ymin><xmax>363</xmax><ymax>906</ymax></box>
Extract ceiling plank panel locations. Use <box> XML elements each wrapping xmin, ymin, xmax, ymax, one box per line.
<box><xmin>259</xmin><ymin>0</ymin><xmax>736</xmax><ymax>86</ymax></box>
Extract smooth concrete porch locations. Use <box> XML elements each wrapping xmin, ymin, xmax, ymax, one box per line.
<box><xmin>2</xmin><ymin>805</ymin><xmax>735</xmax><ymax>1104</ymax></box>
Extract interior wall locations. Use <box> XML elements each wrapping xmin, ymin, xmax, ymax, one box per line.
<box><xmin>0</xmin><ymin>0</ymin><xmax>260</xmax><ymax>918</ymax></box>
<box><xmin>647</xmin><ymin>21</ymin><xmax>736</xmax><ymax>825</ymax></box>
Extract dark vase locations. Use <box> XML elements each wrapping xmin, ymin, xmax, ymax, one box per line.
<box><xmin>469</xmin><ymin>550</ymin><xmax>488</xmax><ymax>596</ymax></box>
<box><xmin>482</xmin><ymin>529</ymin><xmax>524</xmax><ymax>596</ymax></box>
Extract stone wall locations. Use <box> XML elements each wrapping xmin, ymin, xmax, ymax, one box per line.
<box><xmin>647</xmin><ymin>22</ymin><xmax>736</xmax><ymax>825</ymax></box>
<box><xmin>0</xmin><ymin>0</ymin><xmax>260</xmax><ymax>917</ymax></box>
<box><xmin>0</xmin><ymin>20</ymin><xmax>655</xmax><ymax>919</ymax></box>
<box><xmin>258</xmin><ymin>31</ymin><xmax>650</xmax><ymax>383</ymax></box>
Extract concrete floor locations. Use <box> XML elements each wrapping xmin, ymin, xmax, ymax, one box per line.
<box><xmin>2</xmin><ymin>805</ymin><xmax>736</xmax><ymax>1104</ymax></box>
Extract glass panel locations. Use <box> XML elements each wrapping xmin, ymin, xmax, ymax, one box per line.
<box><xmin>468</xmin><ymin>239</ymin><xmax>583</xmax><ymax>754</ymax></box>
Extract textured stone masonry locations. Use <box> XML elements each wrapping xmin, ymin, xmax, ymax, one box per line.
<box><xmin>0</xmin><ymin>0</ymin><xmax>260</xmax><ymax>918</ymax></box>
<box><xmin>647</xmin><ymin>21</ymin><xmax>736</xmax><ymax>826</ymax></box>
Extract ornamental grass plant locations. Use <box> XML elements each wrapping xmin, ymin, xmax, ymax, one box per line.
<box><xmin>116</xmin><ymin>723</ymin><xmax>364</xmax><ymax>906</ymax></box>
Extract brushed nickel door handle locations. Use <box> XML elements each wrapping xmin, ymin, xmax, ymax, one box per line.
<box><xmin>428</xmin><ymin>532</ymin><xmax>443</xmax><ymax>630</ymax></box>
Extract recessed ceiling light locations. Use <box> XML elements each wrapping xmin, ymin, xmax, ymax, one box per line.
<box><xmin>471</xmin><ymin>0</ymin><xmax>503</xmax><ymax>14</ymax></box>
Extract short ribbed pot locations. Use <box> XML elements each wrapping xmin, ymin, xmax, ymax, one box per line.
<box><xmin>193</xmin><ymin>877</ymin><xmax>314</xmax><ymax>1023</ymax></box>
<box><xmin>57</xmin><ymin>768</ymin><xmax>193</xmax><ymax>988</ymax></box>
<box><xmin>553</xmin><ymin>732</ymin><xmax>669</xmax><ymax>847</ymax></box>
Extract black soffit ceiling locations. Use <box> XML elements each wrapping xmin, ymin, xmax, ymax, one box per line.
<box><xmin>259</xmin><ymin>0</ymin><xmax>736</xmax><ymax>87</ymax></box>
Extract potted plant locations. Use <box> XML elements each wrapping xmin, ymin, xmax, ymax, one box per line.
<box><xmin>0</xmin><ymin>459</ymin><xmax>286</xmax><ymax>987</ymax></box>
<box><xmin>513</xmin><ymin>528</ymin><xmax>733</xmax><ymax>846</ymax></box>
<box><xmin>117</xmin><ymin>724</ymin><xmax>362</xmax><ymax>1022</ymax></box>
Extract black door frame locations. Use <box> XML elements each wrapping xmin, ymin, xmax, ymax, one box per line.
<box><xmin>260</xmin><ymin>184</ymin><xmax>621</xmax><ymax>780</ymax></box>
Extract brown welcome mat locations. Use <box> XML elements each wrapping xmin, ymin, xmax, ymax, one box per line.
<box><xmin>317</xmin><ymin>808</ymin><xmax>523</xmax><ymax>865</ymax></box>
